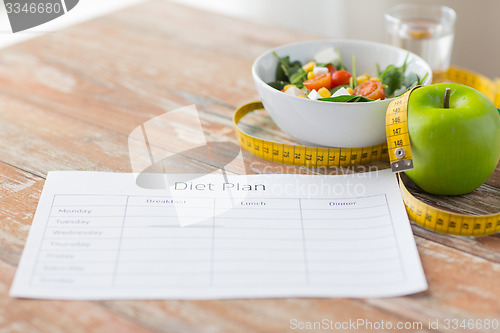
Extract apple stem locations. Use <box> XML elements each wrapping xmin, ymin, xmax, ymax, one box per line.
<box><xmin>443</xmin><ymin>88</ymin><xmax>451</xmax><ymax>108</ymax></box>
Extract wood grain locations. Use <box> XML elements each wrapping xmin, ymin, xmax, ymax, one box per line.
<box><xmin>0</xmin><ymin>1</ymin><xmax>499</xmax><ymax>332</ymax></box>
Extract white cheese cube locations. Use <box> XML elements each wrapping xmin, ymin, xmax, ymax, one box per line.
<box><xmin>331</xmin><ymin>87</ymin><xmax>351</xmax><ymax>97</ymax></box>
<box><xmin>313</xmin><ymin>47</ymin><xmax>341</xmax><ymax>67</ymax></box>
<box><xmin>284</xmin><ymin>86</ymin><xmax>306</xmax><ymax>98</ymax></box>
<box><xmin>312</xmin><ymin>66</ymin><xmax>329</xmax><ymax>76</ymax></box>
<box><xmin>308</xmin><ymin>89</ymin><xmax>322</xmax><ymax>100</ymax></box>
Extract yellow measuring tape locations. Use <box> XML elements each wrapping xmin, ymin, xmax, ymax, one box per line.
<box><xmin>234</xmin><ymin>101</ymin><xmax>389</xmax><ymax>168</ymax></box>
<box><xmin>234</xmin><ymin>66</ymin><xmax>500</xmax><ymax>236</ymax></box>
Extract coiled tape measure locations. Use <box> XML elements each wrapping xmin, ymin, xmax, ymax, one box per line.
<box><xmin>234</xmin><ymin>66</ymin><xmax>500</xmax><ymax>237</ymax></box>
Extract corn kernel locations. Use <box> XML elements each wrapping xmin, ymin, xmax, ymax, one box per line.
<box><xmin>346</xmin><ymin>87</ymin><xmax>354</xmax><ymax>95</ymax></box>
<box><xmin>357</xmin><ymin>74</ymin><xmax>369</xmax><ymax>85</ymax></box>
<box><xmin>317</xmin><ymin>87</ymin><xmax>331</xmax><ymax>98</ymax></box>
<box><xmin>302</xmin><ymin>61</ymin><xmax>316</xmax><ymax>73</ymax></box>
<box><xmin>283</xmin><ymin>84</ymin><xmax>296</xmax><ymax>91</ymax></box>
<box><xmin>307</xmin><ymin>72</ymin><xmax>316</xmax><ymax>80</ymax></box>
<box><xmin>370</xmin><ymin>77</ymin><xmax>381</xmax><ymax>82</ymax></box>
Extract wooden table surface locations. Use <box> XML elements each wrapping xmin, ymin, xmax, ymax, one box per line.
<box><xmin>1</xmin><ymin>1</ymin><xmax>499</xmax><ymax>332</ymax></box>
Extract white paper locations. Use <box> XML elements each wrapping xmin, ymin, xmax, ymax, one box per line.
<box><xmin>10</xmin><ymin>170</ymin><xmax>427</xmax><ymax>300</ymax></box>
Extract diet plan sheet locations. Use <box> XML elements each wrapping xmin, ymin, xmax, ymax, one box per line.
<box><xmin>10</xmin><ymin>170</ymin><xmax>427</xmax><ymax>300</ymax></box>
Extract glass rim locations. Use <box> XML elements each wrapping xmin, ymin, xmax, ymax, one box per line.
<box><xmin>385</xmin><ymin>3</ymin><xmax>456</xmax><ymax>25</ymax></box>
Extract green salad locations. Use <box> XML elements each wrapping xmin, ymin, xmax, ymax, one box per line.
<box><xmin>268</xmin><ymin>47</ymin><xmax>428</xmax><ymax>102</ymax></box>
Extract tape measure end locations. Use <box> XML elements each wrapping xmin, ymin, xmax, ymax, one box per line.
<box><xmin>391</xmin><ymin>159</ymin><xmax>414</xmax><ymax>173</ymax></box>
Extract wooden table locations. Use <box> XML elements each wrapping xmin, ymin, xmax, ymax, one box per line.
<box><xmin>1</xmin><ymin>1</ymin><xmax>499</xmax><ymax>332</ymax></box>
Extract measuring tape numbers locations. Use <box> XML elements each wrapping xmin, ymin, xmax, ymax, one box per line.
<box><xmin>399</xmin><ymin>175</ymin><xmax>500</xmax><ymax>236</ymax></box>
<box><xmin>235</xmin><ymin>67</ymin><xmax>500</xmax><ymax>236</ymax></box>
<box><xmin>385</xmin><ymin>88</ymin><xmax>416</xmax><ymax>173</ymax></box>
<box><xmin>233</xmin><ymin>101</ymin><xmax>388</xmax><ymax>168</ymax></box>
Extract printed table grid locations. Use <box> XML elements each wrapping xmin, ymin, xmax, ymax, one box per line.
<box><xmin>30</xmin><ymin>193</ymin><xmax>406</xmax><ymax>290</ymax></box>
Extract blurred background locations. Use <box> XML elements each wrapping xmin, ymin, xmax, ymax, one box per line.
<box><xmin>170</xmin><ymin>0</ymin><xmax>500</xmax><ymax>78</ymax></box>
<box><xmin>0</xmin><ymin>0</ymin><xmax>497</xmax><ymax>77</ymax></box>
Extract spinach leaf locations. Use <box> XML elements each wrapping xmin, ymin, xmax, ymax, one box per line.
<box><xmin>275</xmin><ymin>62</ymin><xmax>287</xmax><ymax>82</ymax></box>
<box><xmin>267</xmin><ymin>81</ymin><xmax>288</xmax><ymax>91</ymax></box>
<box><xmin>404</xmin><ymin>72</ymin><xmax>420</xmax><ymax>89</ymax></box>
<box><xmin>379</xmin><ymin>53</ymin><xmax>409</xmax><ymax>97</ymax></box>
<box><xmin>319</xmin><ymin>95</ymin><xmax>375</xmax><ymax>103</ymax></box>
<box><xmin>289</xmin><ymin>69</ymin><xmax>307</xmax><ymax>86</ymax></box>
<box><xmin>380</xmin><ymin>64</ymin><xmax>403</xmax><ymax>96</ymax></box>
<box><xmin>273</xmin><ymin>52</ymin><xmax>302</xmax><ymax>82</ymax></box>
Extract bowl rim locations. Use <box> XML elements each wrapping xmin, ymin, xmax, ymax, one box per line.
<box><xmin>251</xmin><ymin>38</ymin><xmax>433</xmax><ymax>105</ymax></box>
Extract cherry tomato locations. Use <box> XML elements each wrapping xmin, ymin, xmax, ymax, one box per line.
<box><xmin>303</xmin><ymin>73</ymin><xmax>332</xmax><ymax>91</ymax></box>
<box><xmin>326</xmin><ymin>64</ymin><xmax>336</xmax><ymax>74</ymax></box>
<box><xmin>353</xmin><ymin>80</ymin><xmax>386</xmax><ymax>100</ymax></box>
<box><xmin>330</xmin><ymin>70</ymin><xmax>352</xmax><ymax>88</ymax></box>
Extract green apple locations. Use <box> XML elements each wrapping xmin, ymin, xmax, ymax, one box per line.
<box><xmin>405</xmin><ymin>83</ymin><xmax>500</xmax><ymax>195</ymax></box>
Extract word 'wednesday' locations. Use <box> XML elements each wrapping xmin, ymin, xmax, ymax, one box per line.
<box><xmin>174</xmin><ymin>182</ymin><xmax>266</xmax><ymax>191</ymax></box>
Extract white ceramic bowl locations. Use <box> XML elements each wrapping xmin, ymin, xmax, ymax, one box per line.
<box><xmin>252</xmin><ymin>39</ymin><xmax>432</xmax><ymax>147</ymax></box>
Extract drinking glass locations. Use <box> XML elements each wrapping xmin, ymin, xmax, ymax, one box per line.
<box><xmin>385</xmin><ymin>3</ymin><xmax>456</xmax><ymax>81</ymax></box>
